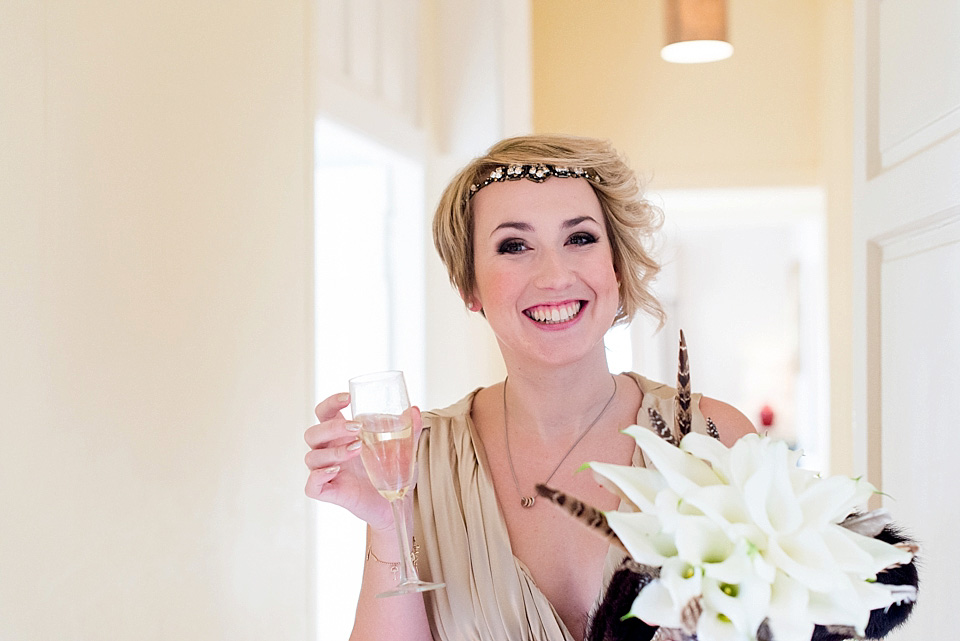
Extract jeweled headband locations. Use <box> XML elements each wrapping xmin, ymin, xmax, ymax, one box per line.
<box><xmin>468</xmin><ymin>163</ymin><xmax>601</xmax><ymax>199</ymax></box>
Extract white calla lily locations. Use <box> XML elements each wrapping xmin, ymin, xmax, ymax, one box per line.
<box><xmin>765</xmin><ymin>531</ymin><xmax>848</xmax><ymax>593</ymax></box>
<box><xmin>767</xmin><ymin>571</ymin><xmax>816</xmax><ymax>641</ymax></box>
<box><xmin>681</xmin><ymin>432</ymin><xmax>734</xmax><ymax>481</ymax></box>
<box><xmin>659</xmin><ymin>557</ymin><xmax>705</xmax><ymax>612</ymax></box>
<box><xmin>832</xmin><ymin>524</ymin><xmax>913</xmax><ymax>575</ymax></box>
<box><xmin>605</xmin><ymin>510</ymin><xmax>677</xmax><ymax>566</ymax></box>
<box><xmin>702</xmin><ymin>540</ymin><xmax>757</xmax><ymax>585</ymax></box>
<box><xmin>623</xmin><ymin>425</ymin><xmax>723</xmax><ymax>494</ymax></box>
<box><xmin>797</xmin><ymin>474</ymin><xmax>877</xmax><ymax>525</ymax></box>
<box><xmin>807</xmin><ymin>578</ymin><xmax>876</xmax><ymax>634</ymax></box>
<box><xmin>674</xmin><ymin>516</ymin><xmax>732</xmax><ymax>565</ymax></box>
<box><xmin>742</xmin><ymin>441</ymin><xmax>804</xmax><ymax>536</ymax></box>
<box><xmin>629</xmin><ymin>575</ymin><xmax>686</xmax><ymax>629</ymax></box>
<box><xmin>683</xmin><ymin>484</ymin><xmax>751</xmax><ymax>533</ymax></box>
<box><xmin>586</xmin><ymin>461</ymin><xmax>664</xmax><ymax>512</ymax></box>
<box><xmin>697</xmin><ymin>604</ymin><xmax>751</xmax><ymax>641</ymax></box>
<box><xmin>701</xmin><ymin>574</ymin><xmax>770</xmax><ymax>640</ymax></box>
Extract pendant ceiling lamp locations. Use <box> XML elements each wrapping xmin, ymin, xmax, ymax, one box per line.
<box><xmin>661</xmin><ymin>0</ymin><xmax>733</xmax><ymax>64</ymax></box>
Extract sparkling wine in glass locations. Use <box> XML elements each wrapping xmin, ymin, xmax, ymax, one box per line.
<box><xmin>349</xmin><ymin>370</ymin><xmax>444</xmax><ymax>597</ymax></box>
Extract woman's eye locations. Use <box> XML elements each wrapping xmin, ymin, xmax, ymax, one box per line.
<box><xmin>567</xmin><ymin>232</ymin><xmax>598</xmax><ymax>246</ymax></box>
<box><xmin>498</xmin><ymin>239</ymin><xmax>528</xmax><ymax>254</ymax></box>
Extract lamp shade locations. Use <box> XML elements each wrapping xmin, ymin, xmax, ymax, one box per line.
<box><xmin>661</xmin><ymin>0</ymin><xmax>733</xmax><ymax>63</ymax></box>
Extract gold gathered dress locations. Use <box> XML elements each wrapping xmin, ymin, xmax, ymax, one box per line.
<box><xmin>413</xmin><ymin>373</ymin><xmax>710</xmax><ymax>641</ymax></box>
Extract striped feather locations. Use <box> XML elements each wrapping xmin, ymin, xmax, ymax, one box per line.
<box><xmin>705</xmin><ymin>417</ymin><xmax>720</xmax><ymax>440</ymax></box>
<box><xmin>840</xmin><ymin>509</ymin><xmax>894</xmax><ymax>537</ymax></box>
<box><xmin>535</xmin><ymin>484</ymin><xmax>625</xmax><ymax>552</ymax></box>
<box><xmin>675</xmin><ymin>330</ymin><xmax>692</xmax><ymax>437</ymax></box>
<box><xmin>648</xmin><ymin>408</ymin><xmax>679</xmax><ymax>446</ymax></box>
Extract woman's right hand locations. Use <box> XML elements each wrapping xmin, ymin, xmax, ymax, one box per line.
<box><xmin>304</xmin><ymin>393</ymin><xmax>418</xmax><ymax>533</ymax></box>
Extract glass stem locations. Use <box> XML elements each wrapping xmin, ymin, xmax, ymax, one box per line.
<box><xmin>390</xmin><ymin>493</ymin><xmax>418</xmax><ymax>584</ymax></box>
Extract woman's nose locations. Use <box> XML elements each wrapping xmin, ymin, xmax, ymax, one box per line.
<box><xmin>533</xmin><ymin>249</ymin><xmax>576</xmax><ymax>289</ymax></box>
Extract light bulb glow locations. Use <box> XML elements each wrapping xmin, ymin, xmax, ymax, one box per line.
<box><xmin>661</xmin><ymin>40</ymin><xmax>733</xmax><ymax>64</ymax></box>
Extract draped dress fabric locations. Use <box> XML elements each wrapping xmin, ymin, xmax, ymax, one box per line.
<box><xmin>413</xmin><ymin>373</ymin><xmax>710</xmax><ymax>641</ymax></box>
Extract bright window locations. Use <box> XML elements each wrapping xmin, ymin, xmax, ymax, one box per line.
<box><xmin>312</xmin><ymin>118</ymin><xmax>425</xmax><ymax>640</ymax></box>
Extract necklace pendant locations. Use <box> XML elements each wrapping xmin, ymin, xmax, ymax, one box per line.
<box><xmin>520</xmin><ymin>496</ymin><xmax>536</xmax><ymax>508</ymax></box>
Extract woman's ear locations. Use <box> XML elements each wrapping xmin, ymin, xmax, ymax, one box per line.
<box><xmin>460</xmin><ymin>290</ymin><xmax>482</xmax><ymax>313</ymax></box>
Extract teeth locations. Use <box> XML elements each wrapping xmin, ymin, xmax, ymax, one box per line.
<box><xmin>526</xmin><ymin>302</ymin><xmax>582</xmax><ymax>324</ymax></box>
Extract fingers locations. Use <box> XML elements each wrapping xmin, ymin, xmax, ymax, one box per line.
<box><xmin>303</xmin><ymin>421</ymin><xmax>360</xmax><ymax>502</ymax></box>
<box><xmin>305</xmin><ymin>464</ymin><xmax>341</xmax><ymax>499</ymax></box>
<box><xmin>304</xmin><ymin>391</ymin><xmax>366</xmax><ymax>502</ymax></box>
<box><xmin>303</xmin><ymin>436</ymin><xmax>361</xmax><ymax>471</ymax></box>
<box><xmin>304</xmin><ymin>417</ymin><xmax>359</xmax><ymax>450</ymax></box>
<box><xmin>315</xmin><ymin>391</ymin><xmax>350</xmax><ymax>422</ymax></box>
<box><xmin>306</xmin><ymin>392</ymin><xmax>354</xmax><ymax>448</ymax></box>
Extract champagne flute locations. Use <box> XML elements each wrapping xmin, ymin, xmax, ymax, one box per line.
<box><xmin>349</xmin><ymin>370</ymin><xmax>444</xmax><ymax>597</ymax></box>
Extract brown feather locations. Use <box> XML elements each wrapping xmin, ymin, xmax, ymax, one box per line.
<box><xmin>648</xmin><ymin>408</ymin><xmax>679</xmax><ymax>446</ymax></box>
<box><xmin>675</xmin><ymin>329</ymin><xmax>692</xmax><ymax>438</ymax></box>
<box><xmin>705</xmin><ymin>417</ymin><xmax>720</xmax><ymax>440</ymax></box>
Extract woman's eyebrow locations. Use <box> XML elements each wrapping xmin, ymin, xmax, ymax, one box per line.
<box><xmin>562</xmin><ymin>215</ymin><xmax>599</xmax><ymax>229</ymax></box>
<box><xmin>490</xmin><ymin>216</ymin><xmax>599</xmax><ymax>237</ymax></box>
<box><xmin>490</xmin><ymin>221</ymin><xmax>533</xmax><ymax>236</ymax></box>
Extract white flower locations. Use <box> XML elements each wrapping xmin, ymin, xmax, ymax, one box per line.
<box><xmin>585</xmin><ymin>428</ymin><xmax>916</xmax><ymax>641</ymax></box>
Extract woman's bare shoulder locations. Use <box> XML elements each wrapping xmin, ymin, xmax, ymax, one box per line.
<box><xmin>697</xmin><ymin>396</ymin><xmax>756</xmax><ymax>446</ymax></box>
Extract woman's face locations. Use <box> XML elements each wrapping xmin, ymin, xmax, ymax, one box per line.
<box><xmin>470</xmin><ymin>177</ymin><xmax>620</xmax><ymax>369</ymax></box>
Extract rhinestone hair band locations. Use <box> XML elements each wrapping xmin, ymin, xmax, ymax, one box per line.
<box><xmin>468</xmin><ymin>163</ymin><xmax>601</xmax><ymax>199</ymax></box>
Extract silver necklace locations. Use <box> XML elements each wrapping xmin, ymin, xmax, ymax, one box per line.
<box><xmin>502</xmin><ymin>374</ymin><xmax>618</xmax><ymax>508</ymax></box>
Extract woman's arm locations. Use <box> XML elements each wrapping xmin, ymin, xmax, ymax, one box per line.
<box><xmin>349</xmin><ymin>526</ymin><xmax>433</xmax><ymax>641</ymax></box>
<box><xmin>305</xmin><ymin>397</ymin><xmax>433</xmax><ymax>640</ymax></box>
<box><xmin>698</xmin><ymin>396</ymin><xmax>757</xmax><ymax>446</ymax></box>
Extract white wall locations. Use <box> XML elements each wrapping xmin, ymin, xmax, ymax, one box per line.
<box><xmin>0</xmin><ymin>2</ymin><xmax>312</xmax><ymax>638</ymax></box>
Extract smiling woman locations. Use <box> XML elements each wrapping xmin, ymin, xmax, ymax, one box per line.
<box><xmin>433</xmin><ymin>136</ymin><xmax>666</xmax><ymax>328</ymax></box>
<box><xmin>304</xmin><ymin>133</ymin><xmax>756</xmax><ymax>641</ymax></box>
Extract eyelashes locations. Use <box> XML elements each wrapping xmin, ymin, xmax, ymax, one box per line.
<box><xmin>567</xmin><ymin>231</ymin><xmax>598</xmax><ymax>246</ymax></box>
<box><xmin>496</xmin><ymin>232</ymin><xmax>599</xmax><ymax>255</ymax></box>
<box><xmin>497</xmin><ymin>239</ymin><xmax>528</xmax><ymax>254</ymax></box>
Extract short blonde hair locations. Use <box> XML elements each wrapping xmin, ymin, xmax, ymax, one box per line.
<box><xmin>432</xmin><ymin>134</ymin><xmax>665</xmax><ymax>326</ymax></box>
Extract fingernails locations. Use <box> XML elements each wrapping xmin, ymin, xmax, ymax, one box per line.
<box><xmin>346</xmin><ymin>440</ymin><xmax>362</xmax><ymax>451</ymax></box>
<box><xmin>336</xmin><ymin>393</ymin><xmax>350</xmax><ymax>404</ymax></box>
<box><xmin>322</xmin><ymin>465</ymin><xmax>340</xmax><ymax>474</ymax></box>
<box><xmin>344</xmin><ymin>421</ymin><xmax>361</xmax><ymax>432</ymax></box>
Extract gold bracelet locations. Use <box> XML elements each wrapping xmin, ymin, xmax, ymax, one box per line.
<box><xmin>365</xmin><ymin>537</ymin><xmax>419</xmax><ymax>579</ymax></box>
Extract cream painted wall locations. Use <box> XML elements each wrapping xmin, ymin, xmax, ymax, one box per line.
<box><xmin>0</xmin><ymin>1</ymin><xmax>312</xmax><ymax>638</ymax></box>
<box><xmin>532</xmin><ymin>0</ymin><xmax>855</xmax><ymax>472</ymax></box>
<box><xmin>532</xmin><ymin>0</ymin><xmax>821</xmax><ymax>189</ymax></box>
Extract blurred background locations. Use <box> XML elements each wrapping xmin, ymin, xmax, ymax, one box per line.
<box><xmin>2</xmin><ymin>0</ymin><xmax>957</xmax><ymax>639</ymax></box>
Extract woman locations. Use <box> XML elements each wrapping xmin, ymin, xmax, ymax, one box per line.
<box><xmin>305</xmin><ymin>134</ymin><xmax>755</xmax><ymax>641</ymax></box>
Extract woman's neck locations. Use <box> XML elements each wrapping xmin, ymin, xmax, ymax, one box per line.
<box><xmin>500</xmin><ymin>350</ymin><xmax>619</xmax><ymax>442</ymax></box>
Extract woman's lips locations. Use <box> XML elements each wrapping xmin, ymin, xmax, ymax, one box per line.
<box><xmin>523</xmin><ymin>301</ymin><xmax>584</xmax><ymax>324</ymax></box>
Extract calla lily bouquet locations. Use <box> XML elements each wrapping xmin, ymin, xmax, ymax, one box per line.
<box><xmin>538</xmin><ymin>332</ymin><xmax>919</xmax><ymax>641</ymax></box>
<box><xmin>584</xmin><ymin>428</ymin><xmax>918</xmax><ymax>641</ymax></box>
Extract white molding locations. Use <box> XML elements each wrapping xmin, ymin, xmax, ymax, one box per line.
<box><xmin>875</xmin><ymin>205</ymin><xmax>960</xmax><ymax>262</ymax></box>
<box><xmin>881</xmin><ymin>105</ymin><xmax>960</xmax><ymax>168</ymax></box>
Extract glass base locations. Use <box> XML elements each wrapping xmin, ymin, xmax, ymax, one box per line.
<box><xmin>376</xmin><ymin>580</ymin><xmax>445</xmax><ymax>599</ymax></box>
